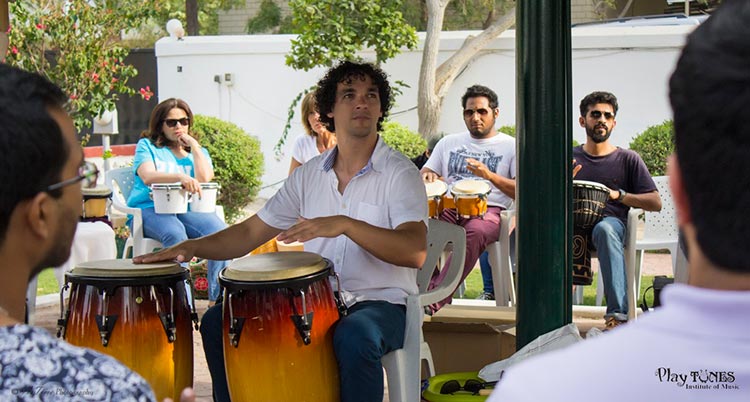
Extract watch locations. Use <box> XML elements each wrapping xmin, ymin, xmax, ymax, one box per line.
<box><xmin>617</xmin><ymin>189</ymin><xmax>627</xmax><ymax>202</ymax></box>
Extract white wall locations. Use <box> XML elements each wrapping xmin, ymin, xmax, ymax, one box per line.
<box><xmin>155</xmin><ymin>25</ymin><xmax>694</xmax><ymax>197</ymax></box>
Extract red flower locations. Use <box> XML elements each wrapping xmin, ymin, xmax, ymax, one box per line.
<box><xmin>70</xmin><ymin>94</ymin><xmax>78</xmax><ymax>100</ymax></box>
<box><xmin>35</xmin><ymin>23</ymin><xmax>46</xmax><ymax>30</ymax></box>
<box><xmin>10</xmin><ymin>46</ymin><xmax>18</xmax><ymax>55</ymax></box>
<box><xmin>139</xmin><ymin>86</ymin><xmax>153</xmax><ymax>101</ymax></box>
<box><xmin>91</xmin><ymin>72</ymin><xmax>100</xmax><ymax>83</ymax></box>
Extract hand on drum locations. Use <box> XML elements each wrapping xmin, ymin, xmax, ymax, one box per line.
<box><xmin>421</xmin><ymin>170</ymin><xmax>440</xmax><ymax>183</ymax></box>
<box><xmin>277</xmin><ymin>216</ymin><xmax>348</xmax><ymax>243</ymax></box>
<box><xmin>179</xmin><ymin>174</ymin><xmax>203</xmax><ymax>196</ymax></box>
<box><xmin>572</xmin><ymin>159</ymin><xmax>582</xmax><ymax>178</ymax></box>
<box><xmin>162</xmin><ymin>387</ymin><xmax>195</xmax><ymax>402</ymax></box>
<box><xmin>133</xmin><ymin>241</ymin><xmax>196</xmax><ymax>265</ymax></box>
<box><xmin>466</xmin><ymin>158</ymin><xmax>490</xmax><ymax>179</ymax></box>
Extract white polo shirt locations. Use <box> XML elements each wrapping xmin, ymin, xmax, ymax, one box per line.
<box><xmin>258</xmin><ymin>136</ymin><xmax>428</xmax><ymax>307</ymax></box>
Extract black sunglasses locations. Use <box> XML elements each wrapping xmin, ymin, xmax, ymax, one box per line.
<box><xmin>589</xmin><ymin>110</ymin><xmax>615</xmax><ymax>120</ymax></box>
<box><xmin>46</xmin><ymin>161</ymin><xmax>99</xmax><ymax>192</ymax></box>
<box><xmin>440</xmin><ymin>379</ymin><xmax>487</xmax><ymax>395</ymax></box>
<box><xmin>164</xmin><ymin>118</ymin><xmax>190</xmax><ymax>128</ymax></box>
<box><xmin>463</xmin><ymin>108</ymin><xmax>492</xmax><ymax>118</ymax></box>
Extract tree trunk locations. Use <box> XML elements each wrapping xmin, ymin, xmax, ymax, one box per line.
<box><xmin>417</xmin><ymin>1</ymin><xmax>516</xmax><ymax>139</ymax></box>
<box><xmin>186</xmin><ymin>0</ymin><xmax>199</xmax><ymax>36</ymax></box>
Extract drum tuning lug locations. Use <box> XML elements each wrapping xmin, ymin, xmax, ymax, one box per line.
<box><xmin>56</xmin><ymin>318</ymin><xmax>67</xmax><ymax>338</ymax></box>
<box><xmin>291</xmin><ymin>312</ymin><xmax>314</xmax><ymax>345</ymax></box>
<box><xmin>95</xmin><ymin>314</ymin><xmax>118</xmax><ymax>347</ymax></box>
<box><xmin>159</xmin><ymin>312</ymin><xmax>177</xmax><ymax>343</ymax></box>
<box><xmin>228</xmin><ymin>317</ymin><xmax>245</xmax><ymax>348</ymax></box>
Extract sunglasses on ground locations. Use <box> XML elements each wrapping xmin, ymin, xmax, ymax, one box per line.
<box><xmin>588</xmin><ymin>110</ymin><xmax>615</xmax><ymax>120</ymax></box>
<box><xmin>164</xmin><ymin>118</ymin><xmax>190</xmax><ymax>128</ymax></box>
<box><xmin>463</xmin><ymin>108</ymin><xmax>493</xmax><ymax>118</ymax></box>
<box><xmin>440</xmin><ymin>379</ymin><xmax>495</xmax><ymax>395</ymax></box>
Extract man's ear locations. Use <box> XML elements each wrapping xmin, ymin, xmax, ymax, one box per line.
<box><xmin>578</xmin><ymin>116</ymin><xmax>585</xmax><ymax>127</ymax></box>
<box><xmin>23</xmin><ymin>192</ymin><xmax>54</xmax><ymax>241</ymax></box>
<box><xmin>668</xmin><ymin>154</ymin><xmax>691</xmax><ymax>226</ymax></box>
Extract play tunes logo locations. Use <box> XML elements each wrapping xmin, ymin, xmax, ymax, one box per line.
<box><xmin>655</xmin><ymin>367</ymin><xmax>739</xmax><ymax>390</ymax></box>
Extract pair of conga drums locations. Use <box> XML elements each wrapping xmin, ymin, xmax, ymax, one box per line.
<box><xmin>424</xmin><ymin>178</ymin><xmax>492</xmax><ymax>218</ymax></box>
<box><xmin>151</xmin><ymin>182</ymin><xmax>221</xmax><ymax>214</ymax></box>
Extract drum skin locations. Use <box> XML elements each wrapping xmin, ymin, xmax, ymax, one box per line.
<box><xmin>63</xmin><ymin>274</ymin><xmax>193</xmax><ymax>401</ymax></box>
<box><xmin>222</xmin><ymin>272</ymin><xmax>341</xmax><ymax>401</ymax></box>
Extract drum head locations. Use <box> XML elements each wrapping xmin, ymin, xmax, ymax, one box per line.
<box><xmin>451</xmin><ymin>179</ymin><xmax>491</xmax><ymax>195</ymax></box>
<box><xmin>573</xmin><ymin>180</ymin><xmax>610</xmax><ymax>192</ymax></box>
<box><xmin>82</xmin><ymin>186</ymin><xmax>112</xmax><ymax>198</ymax></box>
<box><xmin>69</xmin><ymin>259</ymin><xmax>184</xmax><ymax>278</ymax></box>
<box><xmin>222</xmin><ymin>251</ymin><xmax>328</xmax><ymax>282</ymax></box>
<box><xmin>424</xmin><ymin>180</ymin><xmax>448</xmax><ymax>198</ymax></box>
<box><xmin>151</xmin><ymin>182</ymin><xmax>184</xmax><ymax>190</ymax></box>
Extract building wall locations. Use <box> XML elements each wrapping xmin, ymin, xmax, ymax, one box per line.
<box><xmin>219</xmin><ymin>0</ymin><xmax>291</xmax><ymax>35</ymax></box>
<box><xmin>571</xmin><ymin>0</ymin><xmax>599</xmax><ymax>24</ymax></box>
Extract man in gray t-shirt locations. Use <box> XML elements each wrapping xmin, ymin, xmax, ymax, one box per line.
<box><xmin>573</xmin><ymin>91</ymin><xmax>661</xmax><ymax>328</ymax></box>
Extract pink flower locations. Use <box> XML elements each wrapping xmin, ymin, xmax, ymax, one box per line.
<box><xmin>10</xmin><ymin>46</ymin><xmax>18</xmax><ymax>55</ymax></box>
<box><xmin>91</xmin><ymin>72</ymin><xmax>100</xmax><ymax>83</ymax></box>
<box><xmin>35</xmin><ymin>23</ymin><xmax>46</xmax><ymax>30</ymax></box>
<box><xmin>139</xmin><ymin>86</ymin><xmax>153</xmax><ymax>101</ymax></box>
<box><xmin>70</xmin><ymin>94</ymin><xmax>78</xmax><ymax>100</ymax></box>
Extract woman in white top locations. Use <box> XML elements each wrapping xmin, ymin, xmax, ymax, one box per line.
<box><xmin>288</xmin><ymin>90</ymin><xmax>336</xmax><ymax>174</ymax></box>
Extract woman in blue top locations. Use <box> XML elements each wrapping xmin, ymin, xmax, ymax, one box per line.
<box><xmin>128</xmin><ymin>98</ymin><xmax>227</xmax><ymax>303</ymax></box>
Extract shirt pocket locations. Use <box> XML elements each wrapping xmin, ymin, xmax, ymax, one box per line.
<box><xmin>356</xmin><ymin>202</ymin><xmax>389</xmax><ymax>228</ymax></box>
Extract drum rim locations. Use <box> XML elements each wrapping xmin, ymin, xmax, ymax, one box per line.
<box><xmin>151</xmin><ymin>182</ymin><xmax>185</xmax><ymax>190</ymax></box>
<box><xmin>424</xmin><ymin>180</ymin><xmax>448</xmax><ymax>198</ymax></box>
<box><xmin>220</xmin><ymin>252</ymin><xmax>330</xmax><ymax>282</ymax></box>
<box><xmin>450</xmin><ymin>179</ymin><xmax>491</xmax><ymax>196</ymax></box>
<box><xmin>572</xmin><ymin>180</ymin><xmax>610</xmax><ymax>192</ymax></box>
<box><xmin>219</xmin><ymin>262</ymin><xmax>333</xmax><ymax>291</ymax></box>
<box><xmin>69</xmin><ymin>259</ymin><xmax>186</xmax><ymax>278</ymax></box>
<box><xmin>199</xmin><ymin>182</ymin><xmax>221</xmax><ymax>189</ymax></box>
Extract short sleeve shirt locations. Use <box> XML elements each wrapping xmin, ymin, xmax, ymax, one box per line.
<box><xmin>0</xmin><ymin>325</ymin><xmax>156</xmax><ymax>401</ymax></box>
<box><xmin>573</xmin><ymin>146</ymin><xmax>657</xmax><ymax>224</ymax></box>
<box><xmin>424</xmin><ymin>132</ymin><xmax>516</xmax><ymax>208</ymax></box>
<box><xmin>127</xmin><ymin>138</ymin><xmax>213</xmax><ymax>209</ymax></box>
<box><xmin>258</xmin><ymin>136</ymin><xmax>428</xmax><ymax>307</ymax></box>
<box><xmin>291</xmin><ymin>134</ymin><xmax>320</xmax><ymax>164</ymax></box>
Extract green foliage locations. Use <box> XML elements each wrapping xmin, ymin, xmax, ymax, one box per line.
<box><xmin>286</xmin><ymin>0</ymin><xmax>418</xmax><ymax>70</ymax></box>
<box><xmin>246</xmin><ymin>0</ymin><xmax>282</xmax><ymax>34</ymax></box>
<box><xmin>153</xmin><ymin>0</ymin><xmax>244</xmax><ymax>36</ymax></box>
<box><xmin>7</xmin><ymin>0</ymin><xmax>155</xmax><ymax>139</ymax></box>
<box><xmin>381</xmin><ymin>121</ymin><xmax>427</xmax><ymax>159</ymax></box>
<box><xmin>192</xmin><ymin>115</ymin><xmax>264</xmax><ymax>223</ymax></box>
<box><xmin>629</xmin><ymin>120</ymin><xmax>674</xmax><ymax>177</ymax></box>
<box><xmin>499</xmin><ymin>124</ymin><xmax>515</xmax><ymax>137</ymax></box>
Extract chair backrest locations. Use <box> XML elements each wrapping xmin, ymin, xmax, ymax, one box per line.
<box><xmin>106</xmin><ymin>167</ymin><xmax>135</xmax><ymax>201</ymax></box>
<box><xmin>643</xmin><ymin>176</ymin><xmax>679</xmax><ymax>241</ymax></box>
<box><xmin>416</xmin><ymin>219</ymin><xmax>466</xmax><ymax>298</ymax></box>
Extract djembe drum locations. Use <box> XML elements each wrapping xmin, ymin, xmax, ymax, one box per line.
<box><xmin>58</xmin><ymin>259</ymin><xmax>198</xmax><ymax>401</ymax></box>
<box><xmin>220</xmin><ymin>252</ymin><xmax>343</xmax><ymax>402</ymax></box>
<box><xmin>572</xmin><ymin>180</ymin><xmax>610</xmax><ymax>285</ymax></box>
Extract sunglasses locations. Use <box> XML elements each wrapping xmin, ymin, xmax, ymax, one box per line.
<box><xmin>46</xmin><ymin>161</ymin><xmax>99</xmax><ymax>192</ymax></box>
<box><xmin>588</xmin><ymin>110</ymin><xmax>615</xmax><ymax>120</ymax></box>
<box><xmin>439</xmin><ymin>379</ymin><xmax>489</xmax><ymax>395</ymax></box>
<box><xmin>463</xmin><ymin>108</ymin><xmax>493</xmax><ymax>118</ymax></box>
<box><xmin>164</xmin><ymin>118</ymin><xmax>190</xmax><ymax>128</ymax></box>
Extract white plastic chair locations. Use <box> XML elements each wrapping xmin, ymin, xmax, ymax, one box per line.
<box><xmin>487</xmin><ymin>208</ymin><xmax>516</xmax><ymax>306</ymax></box>
<box><xmin>105</xmin><ymin>167</ymin><xmax>225</xmax><ymax>258</ymax></box>
<box><xmin>382</xmin><ymin>219</ymin><xmax>466</xmax><ymax>402</ymax></box>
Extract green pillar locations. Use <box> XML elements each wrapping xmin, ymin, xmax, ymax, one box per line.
<box><xmin>515</xmin><ymin>0</ymin><xmax>573</xmax><ymax>348</ymax></box>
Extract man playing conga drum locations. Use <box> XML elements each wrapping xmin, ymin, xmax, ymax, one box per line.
<box><xmin>136</xmin><ymin>61</ymin><xmax>428</xmax><ymax>402</ymax></box>
<box><xmin>573</xmin><ymin>91</ymin><xmax>661</xmax><ymax>329</ymax></box>
<box><xmin>421</xmin><ymin>85</ymin><xmax>517</xmax><ymax>309</ymax></box>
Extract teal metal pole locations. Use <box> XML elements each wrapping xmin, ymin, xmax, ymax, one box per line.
<box><xmin>515</xmin><ymin>0</ymin><xmax>573</xmax><ymax>349</ymax></box>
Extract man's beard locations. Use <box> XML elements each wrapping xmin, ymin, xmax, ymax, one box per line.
<box><xmin>30</xmin><ymin>204</ymin><xmax>77</xmax><ymax>279</ymax></box>
<box><xmin>586</xmin><ymin>124</ymin><xmax>612</xmax><ymax>143</ymax></box>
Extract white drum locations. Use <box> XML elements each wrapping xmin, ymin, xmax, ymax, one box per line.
<box><xmin>151</xmin><ymin>183</ymin><xmax>189</xmax><ymax>214</ymax></box>
<box><xmin>190</xmin><ymin>182</ymin><xmax>220</xmax><ymax>213</ymax></box>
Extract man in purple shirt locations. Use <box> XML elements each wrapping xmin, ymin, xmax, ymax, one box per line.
<box><xmin>573</xmin><ymin>91</ymin><xmax>662</xmax><ymax>328</ymax></box>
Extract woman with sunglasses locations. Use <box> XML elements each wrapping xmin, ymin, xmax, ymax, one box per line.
<box><xmin>288</xmin><ymin>90</ymin><xmax>336</xmax><ymax>175</ymax></box>
<box><xmin>127</xmin><ymin>98</ymin><xmax>228</xmax><ymax>304</ymax></box>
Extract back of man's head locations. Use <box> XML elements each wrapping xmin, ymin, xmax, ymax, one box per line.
<box><xmin>669</xmin><ymin>0</ymin><xmax>750</xmax><ymax>273</ymax></box>
<box><xmin>0</xmin><ymin>64</ymin><xmax>69</xmax><ymax>244</ymax></box>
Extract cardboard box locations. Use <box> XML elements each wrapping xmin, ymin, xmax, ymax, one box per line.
<box><xmin>423</xmin><ymin>305</ymin><xmax>517</xmax><ymax>374</ymax></box>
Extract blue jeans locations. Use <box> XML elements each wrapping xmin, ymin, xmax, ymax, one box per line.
<box><xmin>591</xmin><ymin>216</ymin><xmax>628</xmax><ymax>321</ymax></box>
<box><xmin>480</xmin><ymin>229</ymin><xmax>516</xmax><ymax>294</ymax></box>
<box><xmin>141</xmin><ymin>208</ymin><xmax>228</xmax><ymax>301</ymax></box>
<box><xmin>199</xmin><ymin>300</ymin><xmax>405</xmax><ymax>402</ymax></box>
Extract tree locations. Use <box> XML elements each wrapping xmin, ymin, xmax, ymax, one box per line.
<box><xmin>6</xmin><ymin>0</ymin><xmax>155</xmax><ymax>139</ymax></box>
<box><xmin>285</xmin><ymin>0</ymin><xmax>516</xmax><ymax>140</ymax></box>
<box><xmin>154</xmin><ymin>0</ymin><xmax>243</xmax><ymax>36</ymax></box>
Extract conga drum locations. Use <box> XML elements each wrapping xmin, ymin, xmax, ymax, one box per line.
<box><xmin>190</xmin><ymin>182</ymin><xmax>220</xmax><ymax>213</ymax></box>
<box><xmin>81</xmin><ymin>185</ymin><xmax>112</xmax><ymax>220</ymax></box>
<box><xmin>572</xmin><ymin>180</ymin><xmax>611</xmax><ymax>285</ymax></box>
<box><xmin>151</xmin><ymin>182</ymin><xmax>190</xmax><ymax>214</ymax></box>
<box><xmin>220</xmin><ymin>252</ymin><xmax>341</xmax><ymax>402</ymax></box>
<box><xmin>424</xmin><ymin>180</ymin><xmax>448</xmax><ymax>218</ymax></box>
<box><xmin>58</xmin><ymin>259</ymin><xmax>197</xmax><ymax>401</ymax></box>
<box><xmin>450</xmin><ymin>179</ymin><xmax>492</xmax><ymax>218</ymax></box>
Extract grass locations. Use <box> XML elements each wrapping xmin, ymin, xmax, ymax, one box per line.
<box><xmin>36</xmin><ymin>269</ymin><xmax>62</xmax><ymax>296</ymax></box>
<box><xmin>460</xmin><ymin>268</ymin><xmax>657</xmax><ymax>307</ymax></box>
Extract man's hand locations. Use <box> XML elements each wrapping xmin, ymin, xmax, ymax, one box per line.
<box><xmin>421</xmin><ymin>170</ymin><xmax>440</xmax><ymax>183</ymax></box>
<box><xmin>133</xmin><ymin>241</ymin><xmax>196</xmax><ymax>264</ymax></box>
<box><xmin>572</xmin><ymin>159</ymin><xmax>582</xmax><ymax>178</ymax></box>
<box><xmin>163</xmin><ymin>387</ymin><xmax>195</xmax><ymax>402</ymax></box>
<box><xmin>277</xmin><ymin>216</ymin><xmax>350</xmax><ymax>243</ymax></box>
<box><xmin>466</xmin><ymin>158</ymin><xmax>491</xmax><ymax>179</ymax></box>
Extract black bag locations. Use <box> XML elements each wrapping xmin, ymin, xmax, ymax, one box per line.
<box><xmin>640</xmin><ymin>275</ymin><xmax>674</xmax><ymax>312</ymax></box>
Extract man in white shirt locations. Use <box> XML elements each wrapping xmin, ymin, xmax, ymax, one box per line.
<box><xmin>136</xmin><ymin>61</ymin><xmax>428</xmax><ymax>402</ymax></box>
<box><xmin>489</xmin><ymin>2</ymin><xmax>750</xmax><ymax>400</ymax></box>
<box><xmin>422</xmin><ymin>85</ymin><xmax>516</xmax><ymax>309</ymax></box>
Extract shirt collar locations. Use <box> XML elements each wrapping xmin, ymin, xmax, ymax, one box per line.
<box><xmin>320</xmin><ymin>135</ymin><xmax>386</xmax><ymax>175</ymax></box>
